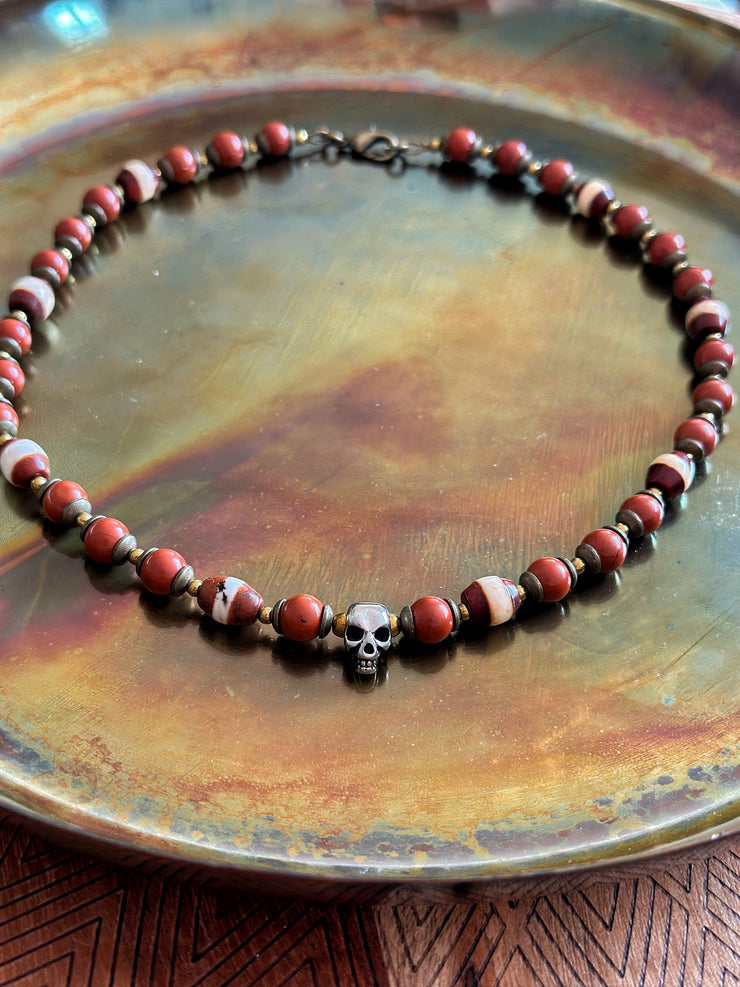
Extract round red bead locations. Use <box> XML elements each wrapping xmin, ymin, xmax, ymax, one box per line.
<box><xmin>54</xmin><ymin>216</ymin><xmax>93</xmax><ymax>255</ymax></box>
<box><xmin>526</xmin><ymin>558</ymin><xmax>572</xmax><ymax>602</ymax></box>
<box><xmin>444</xmin><ymin>128</ymin><xmax>479</xmax><ymax>164</ymax></box>
<box><xmin>139</xmin><ymin>548</ymin><xmax>187</xmax><ymax>595</ymax></box>
<box><xmin>619</xmin><ymin>494</ymin><xmax>664</xmax><ymax>537</ymax></box>
<box><xmin>0</xmin><ymin>317</ymin><xmax>32</xmax><ymax>357</ymax></box>
<box><xmin>159</xmin><ymin>146</ymin><xmax>199</xmax><ymax>185</ymax></box>
<box><xmin>42</xmin><ymin>480</ymin><xmax>89</xmax><ymax>524</ymax></box>
<box><xmin>0</xmin><ymin>399</ymin><xmax>19</xmax><ymax>432</ymax></box>
<box><xmin>611</xmin><ymin>203</ymin><xmax>651</xmax><ymax>239</ymax></box>
<box><xmin>674</xmin><ymin>417</ymin><xmax>718</xmax><ymax>457</ymax></box>
<box><xmin>674</xmin><ymin>266</ymin><xmax>713</xmax><ymax>303</ymax></box>
<box><xmin>30</xmin><ymin>249</ymin><xmax>70</xmax><ymax>286</ymax></box>
<box><xmin>207</xmin><ymin>132</ymin><xmax>246</xmax><ymax>169</ymax></box>
<box><xmin>279</xmin><ymin>594</ymin><xmax>323</xmax><ymax>642</ymax></box>
<box><xmin>410</xmin><ymin>596</ymin><xmax>455</xmax><ymax>644</ymax></box>
<box><xmin>646</xmin><ymin>232</ymin><xmax>686</xmax><ymax>268</ymax></box>
<box><xmin>83</xmin><ymin>185</ymin><xmax>122</xmax><ymax>224</ymax></box>
<box><xmin>538</xmin><ymin>159</ymin><xmax>574</xmax><ymax>196</ymax></box>
<box><xmin>692</xmin><ymin>377</ymin><xmax>735</xmax><ymax>416</ymax></box>
<box><xmin>694</xmin><ymin>338</ymin><xmax>734</xmax><ymax>377</ymax></box>
<box><xmin>494</xmin><ymin>140</ymin><xmax>529</xmax><ymax>175</ymax></box>
<box><xmin>580</xmin><ymin>529</ymin><xmax>628</xmax><ymax>573</ymax></box>
<box><xmin>257</xmin><ymin>122</ymin><xmax>293</xmax><ymax>158</ymax></box>
<box><xmin>0</xmin><ymin>357</ymin><xmax>24</xmax><ymax>397</ymax></box>
<box><xmin>83</xmin><ymin>517</ymin><xmax>129</xmax><ymax>564</ymax></box>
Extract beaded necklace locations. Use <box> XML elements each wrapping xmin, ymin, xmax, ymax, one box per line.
<box><xmin>0</xmin><ymin>121</ymin><xmax>734</xmax><ymax>678</ymax></box>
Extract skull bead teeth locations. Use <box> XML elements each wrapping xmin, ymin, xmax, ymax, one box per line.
<box><xmin>343</xmin><ymin>602</ymin><xmax>392</xmax><ymax>675</ymax></box>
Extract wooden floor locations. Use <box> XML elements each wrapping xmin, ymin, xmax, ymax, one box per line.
<box><xmin>0</xmin><ymin>812</ymin><xmax>738</xmax><ymax>985</ymax></box>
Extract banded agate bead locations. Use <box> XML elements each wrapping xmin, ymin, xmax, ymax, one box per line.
<box><xmin>116</xmin><ymin>160</ymin><xmax>159</xmax><ymax>204</ymax></box>
<box><xmin>197</xmin><ymin>576</ymin><xmax>263</xmax><ymax>626</ymax></box>
<box><xmin>9</xmin><ymin>276</ymin><xmax>55</xmax><ymax>324</ymax></box>
<box><xmin>645</xmin><ymin>451</ymin><xmax>695</xmax><ymax>500</ymax></box>
<box><xmin>575</xmin><ymin>179</ymin><xmax>614</xmax><ymax>219</ymax></box>
<box><xmin>0</xmin><ymin>437</ymin><xmax>50</xmax><ymax>487</ymax></box>
<box><xmin>461</xmin><ymin>576</ymin><xmax>522</xmax><ymax>626</ymax></box>
<box><xmin>684</xmin><ymin>299</ymin><xmax>729</xmax><ymax>340</ymax></box>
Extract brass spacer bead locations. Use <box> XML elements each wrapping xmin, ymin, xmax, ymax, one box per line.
<box><xmin>389</xmin><ymin>612</ymin><xmax>400</xmax><ymax>638</ymax></box>
<box><xmin>672</xmin><ymin>259</ymin><xmax>690</xmax><ymax>276</ymax></box>
<box><xmin>572</xmin><ymin>557</ymin><xmax>587</xmax><ymax>576</ymax></box>
<box><xmin>427</xmin><ymin>136</ymin><xmax>443</xmax><ymax>153</ymax></box>
<box><xmin>295</xmin><ymin>128</ymin><xmax>309</xmax><ymax>145</ymax></box>
<box><xmin>614</xmin><ymin>522</ymin><xmax>631</xmax><ymax>536</ymax></box>
<box><xmin>0</xmin><ymin>431</ymin><xmax>13</xmax><ymax>446</ymax></box>
<box><xmin>332</xmin><ymin>612</ymin><xmax>347</xmax><ymax>637</ymax></box>
<box><xmin>604</xmin><ymin>199</ymin><xmax>621</xmax><ymax>216</ymax></box>
<box><xmin>258</xmin><ymin>605</ymin><xmax>272</xmax><ymax>624</ymax></box>
<box><xmin>479</xmin><ymin>144</ymin><xmax>494</xmax><ymax>159</ymax></box>
<box><xmin>75</xmin><ymin>511</ymin><xmax>92</xmax><ymax>527</ymax></box>
<box><xmin>458</xmin><ymin>603</ymin><xmax>470</xmax><ymax>622</ymax></box>
<box><xmin>186</xmin><ymin>578</ymin><xmax>202</xmax><ymax>597</ymax></box>
<box><xmin>516</xmin><ymin>584</ymin><xmax>527</xmax><ymax>601</ymax></box>
<box><xmin>248</xmin><ymin>139</ymin><xmax>259</xmax><ymax>155</ymax></box>
<box><xmin>526</xmin><ymin>160</ymin><xmax>542</xmax><ymax>175</ymax></box>
<box><xmin>128</xmin><ymin>547</ymin><xmax>144</xmax><ymax>565</ymax></box>
<box><xmin>29</xmin><ymin>476</ymin><xmax>47</xmax><ymax>493</ymax></box>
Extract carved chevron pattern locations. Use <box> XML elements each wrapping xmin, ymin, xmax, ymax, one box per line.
<box><xmin>0</xmin><ymin>812</ymin><xmax>738</xmax><ymax>986</ymax></box>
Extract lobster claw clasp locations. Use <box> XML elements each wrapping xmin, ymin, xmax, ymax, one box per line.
<box><xmin>350</xmin><ymin>129</ymin><xmax>403</xmax><ymax>163</ymax></box>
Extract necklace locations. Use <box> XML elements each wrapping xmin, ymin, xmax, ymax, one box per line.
<box><xmin>0</xmin><ymin>121</ymin><xmax>734</xmax><ymax>678</ymax></box>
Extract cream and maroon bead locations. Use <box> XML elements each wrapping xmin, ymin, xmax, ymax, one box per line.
<box><xmin>611</xmin><ymin>203</ymin><xmax>651</xmax><ymax>240</ymax></box>
<box><xmin>520</xmin><ymin>557</ymin><xmax>574</xmax><ymax>603</ymax></box>
<box><xmin>692</xmin><ymin>377</ymin><xmax>735</xmax><ymax>418</ymax></box>
<box><xmin>0</xmin><ymin>355</ymin><xmax>24</xmax><ymax>400</ymax></box>
<box><xmin>684</xmin><ymin>299</ymin><xmax>729</xmax><ymax>341</ymax></box>
<box><xmin>206</xmin><ymin>131</ymin><xmax>248</xmax><ymax>169</ymax></box>
<box><xmin>41</xmin><ymin>478</ymin><xmax>91</xmax><ymax>525</ymax></box>
<box><xmin>537</xmin><ymin>159</ymin><xmax>575</xmax><ymax>196</ymax></box>
<box><xmin>82</xmin><ymin>185</ymin><xmax>123</xmax><ymax>226</ymax></box>
<box><xmin>9</xmin><ymin>276</ymin><xmax>55</xmax><ymax>325</ymax></box>
<box><xmin>82</xmin><ymin>516</ymin><xmax>134</xmax><ymax>564</ymax></box>
<box><xmin>158</xmin><ymin>146</ymin><xmax>201</xmax><ymax>185</ymax></box>
<box><xmin>116</xmin><ymin>160</ymin><xmax>159</xmax><ymax>204</ymax></box>
<box><xmin>0</xmin><ymin>396</ymin><xmax>19</xmax><ymax>436</ymax></box>
<box><xmin>54</xmin><ymin>216</ymin><xmax>93</xmax><ymax>257</ymax></box>
<box><xmin>256</xmin><ymin>122</ymin><xmax>295</xmax><ymax>158</ymax></box>
<box><xmin>576</xmin><ymin>527</ymin><xmax>628</xmax><ymax>574</ymax></box>
<box><xmin>674</xmin><ymin>266</ymin><xmax>713</xmax><ymax>304</ymax></box>
<box><xmin>493</xmin><ymin>140</ymin><xmax>531</xmax><ymax>176</ymax></box>
<box><xmin>645</xmin><ymin>451</ymin><xmax>695</xmax><ymax>500</ymax></box>
<box><xmin>645</xmin><ymin>231</ymin><xmax>686</xmax><ymax>268</ymax></box>
<box><xmin>574</xmin><ymin>179</ymin><xmax>615</xmax><ymax>219</ymax></box>
<box><xmin>272</xmin><ymin>593</ymin><xmax>332</xmax><ymax>641</ymax></box>
<box><xmin>443</xmin><ymin>127</ymin><xmax>481</xmax><ymax>164</ymax></box>
<box><xmin>0</xmin><ymin>316</ymin><xmax>32</xmax><ymax>360</ymax></box>
<box><xmin>0</xmin><ymin>437</ymin><xmax>50</xmax><ymax>488</ymax></box>
<box><xmin>694</xmin><ymin>337</ymin><xmax>734</xmax><ymax>378</ymax></box>
<box><xmin>400</xmin><ymin>596</ymin><xmax>458</xmax><ymax>644</ymax></box>
<box><xmin>674</xmin><ymin>416</ymin><xmax>718</xmax><ymax>460</ymax></box>
<box><xmin>196</xmin><ymin>576</ymin><xmax>263</xmax><ymax>626</ymax></box>
<box><xmin>616</xmin><ymin>491</ymin><xmax>664</xmax><ymax>538</ymax></box>
<box><xmin>30</xmin><ymin>249</ymin><xmax>70</xmax><ymax>289</ymax></box>
<box><xmin>136</xmin><ymin>547</ymin><xmax>193</xmax><ymax>595</ymax></box>
<box><xmin>460</xmin><ymin>576</ymin><xmax>522</xmax><ymax>626</ymax></box>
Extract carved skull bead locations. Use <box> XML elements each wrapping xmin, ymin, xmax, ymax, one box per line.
<box><xmin>344</xmin><ymin>602</ymin><xmax>392</xmax><ymax>675</ymax></box>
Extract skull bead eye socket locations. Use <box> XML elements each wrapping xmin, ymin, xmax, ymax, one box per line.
<box><xmin>345</xmin><ymin>624</ymin><xmax>364</xmax><ymax>644</ymax></box>
<box><xmin>374</xmin><ymin>625</ymin><xmax>391</xmax><ymax>644</ymax></box>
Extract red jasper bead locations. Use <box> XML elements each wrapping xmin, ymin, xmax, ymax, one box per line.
<box><xmin>410</xmin><ymin>596</ymin><xmax>455</xmax><ymax>644</ymax></box>
<box><xmin>526</xmin><ymin>558</ymin><xmax>572</xmax><ymax>603</ymax></box>
<box><xmin>159</xmin><ymin>146</ymin><xmax>200</xmax><ymax>185</ymax></box>
<box><xmin>0</xmin><ymin>317</ymin><xmax>32</xmax><ymax>358</ymax></box>
<box><xmin>578</xmin><ymin>528</ymin><xmax>628</xmax><ymax>573</ymax></box>
<box><xmin>692</xmin><ymin>377</ymin><xmax>735</xmax><ymax>417</ymax></box>
<box><xmin>0</xmin><ymin>357</ymin><xmax>24</xmax><ymax>397</ymax></box>
<box><xmin>30</xmin><ymin>249</ymin><xmax>70</xmax><ymax>288</ymax></box>
<box><xmin>494</xmin><ymin>140</ymin><xmax>530</xmax><ymax>175</ymax></box>
<box><xmin>618</xmin><ymin>493</ymin><xmax>664</xmax><ymax>537</ymax></box>
<box><xmin>257</xmin><ymin>121</ymin><xmax>294</xmax><ymax>158</ymax></box>
<box><xmin>674</xmin><ymin>266</ymin><xmax>713</xmax><ymax>303</ymax></box>
<box><xmin>443</xmin><ymin>127</ymin><xmax>479</xmax><ymax>164</ymax></box>
<box><xmin>83</xmin><ymin>185</ymin><xmax>122</xmax><ymax>224</ymax></box>
<box><xmin>279</xmin><ymin>594</ymin><xmax>323</xmax><ymax>642</ymax></box>
<box><xmin>138</xmin><ymin>548</ymin><xmax>188</xmax><ymax>595</ymax></box>
<box><xmin>674</xmin><ymin>416</ymin><xmax>718</xmax><ymax>459</ymax></box>
<box><xmin>42</xmin><ymin>479</ymin><xmax>90</xmax><ymax>524</ymax></box>
<box><xmin>694</xmin><ymin>338</ymin><xmax>734</xmax><ymax>378</ymax></box>
<box><xmin>646</xmin><ymin>232</ymin><xmax>686</xmax><ymax>268</ymax></box>
<box><xmin>538</xmin><ymin>159</ymin><xmax>575</xmax><ymax>196</ymax></box>
<box><xmin>0</xmin><ymin>398</ymin><xmax>19</xmax><ymax>433</ymax></box>
<box><xmin>83</xmin><ymin>517</ymin><xmax>129</xmax><ymax>564</ymax></box>
<box><xmin>206</xmin><ymin>131</ymin><xmax>247</xmax><ymax>169</ymax></box>
<box><xmin>54</xmin><ymin>216</ymin><xmax>93</xmax><ymax>256</ymax></box>
<box><xmin>611</xmin><ymin>203</ymin><xmax>651</xmax><ymax>239</ymax></box>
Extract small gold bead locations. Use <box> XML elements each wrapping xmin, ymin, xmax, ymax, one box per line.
<box><xmin>332</xmin><ymin>612</ymin><xmax>347</xmax><ymax>637</ymax></box>
<box><xmin>527</xmin><ymin>160</ymin><xmax>542</xmax><ymax>175</ymax></box>
<box><xmin>76</xmin><ymin>511</ymin><xmax>92</xmax><ymax>527</ymax></box>
<box><xmin>517</xmin><ymin>584</ymin><xmax>527</xmax><ymax>601</ymax></box>
<box><xmin>248</xmin><ymin>139</ymin><xmax>259</xmax><ymax>155</ymax></box>
<box><xmin>672</xmin><ymin>259</ymin><xmax>689</xmax><ymax>276</ymax></box>
<box><xmin>0</xmin><ymin>432</ymin><xmax>13</xmax><ymax>446</ymax></box>
<box><xmin>604</xmin><ymin>199</ymin><xmax>621</xmax><ymax>216</ymax></box>
<box><xmin>389</xmin><ymin>612</ymin><xmax>400</xmax><ymax>638</ymax></box>
<box><xmin>458</xmin><ymin>603</ymin><xmax>470</xmax><ymax>622</ymax></box>
<box><xmin>128</xmin><ymin>547</ymin><xmax>144</xmax><ymax>564</ymax></box>
<box><xmin>615</xmin><ymin>522</ymin><xmax>630</xmax><ymax>536</ymax></box>
<box><xmin>258</xmin><ymin>605</ymin><xmax>272</xmax><ymax>624</ymax></box>
<box><xmin>427</xmin><ymin>136</ymin><xmax>442</xmax><ymax>153</ymax></box>
<box><xmin>30</xmin><ymin>476</ymin><xmax>47</xmax><ymax>493</ymax></box>
<box><xmin>639</xmin><ymin>228</ymin><xmax>657</xmax><ymax>247</ymax></box>
<box><xmin>187</xmin><ymin>578</ymin><xmax>202</xmax><ymax>598</ymax></box>
<box><xmin>572</xmin><ymin>557</ymin><xmax>587</xmax><ymax>576</ymax></box>
<box><xmin>647</xmin><ymin>487</ymin><xmax>664</xmax><ymax>500</ymax></box>
<box><xmin>479</xmin><ymin>144</ymin><xmax>494</xmax><ymax>159</ymax></box>
<box><xmin>295</xmin><ymin>128</ymin><xmax>309</xmax><ymax>145</ymax></box>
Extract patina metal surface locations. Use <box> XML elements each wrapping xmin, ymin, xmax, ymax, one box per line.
<box><xmin>0</xmin><ymin>0</ymin><xmax>738</xmax><ymax>897</ymax></box>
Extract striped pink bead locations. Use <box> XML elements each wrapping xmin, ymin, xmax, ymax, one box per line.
<box><xmin>0</xmin><ymin>437</ymin><xmax>50</xmax><ymax>488</ymax></box>
<box><xmin>9</xmin><ymin>276</ymin><xmax>55</xmax><ymax>324</ymax></box>
<box><xmin>116</xmin><ymin>160</ymin><xmax>159</xmax><ymax>203</ymax></box>
<box><xmin>197</xmin><ymin>576</ymin><xmax>263</xmax><ymax>626</ymax></box>
<box><xmin>645</xmin><ymin>452</ymin><xmax>695</xmax><ymax>500</ymax></box>
<box><xmin>575</xmin><ymin>179</ymin><xmax>614</xmax><ymax>219</ymax></box>
<box><xmin>684</xmin><ymin>299</ymin><xmax>729</xmax><ymax>340</ymax></box>
<box><xmin>461</xmin><ymin>576</ymin><xmax>521</xmax><ymax>626</ymax></box>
